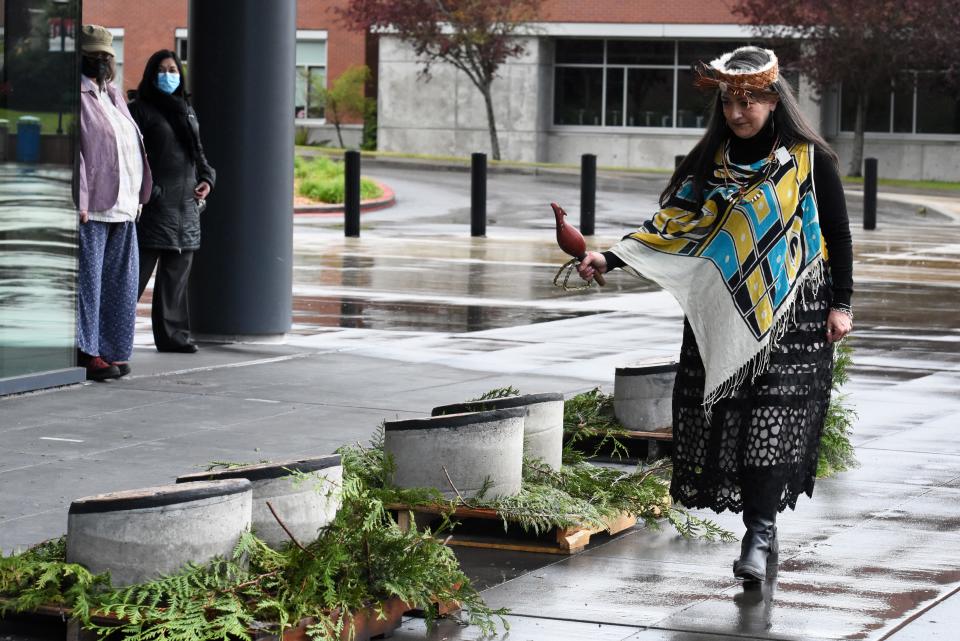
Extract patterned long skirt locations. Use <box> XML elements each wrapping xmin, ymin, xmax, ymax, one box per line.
<box><xmin>669</xmin><ymin>279</ymin><xmax>834</xmax><ymax>514</ymax></box>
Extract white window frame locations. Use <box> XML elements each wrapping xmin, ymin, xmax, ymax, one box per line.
<box><xmin>174</xmin><ymin>27</ymin><xmax>188</xmax><ymax>66</ymax></box>
<box><xmin>295</xmin><ymin>30</ymin><xmax>328</xmax><ymax>125</ymax></box>
<box><xmin>106</xmin><ymin>27</ymin><xmax>124</xmax><ymax>91</ymax></box>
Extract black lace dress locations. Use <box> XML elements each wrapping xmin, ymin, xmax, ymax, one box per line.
<box><xmin>670</xmin><ymin>280</ymin><xmax>832</xmax><ymax>513</ymax></box>
<box><xmin>668</xmin><ymin>131</ymin><xmax>853</xmax><ymax>514</ymax></box>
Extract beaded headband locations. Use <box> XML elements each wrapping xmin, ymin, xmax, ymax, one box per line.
<box><xmin>693</xmin><ymin>46</ymin><xmax>779</xmax><ymax>99</ymax></box>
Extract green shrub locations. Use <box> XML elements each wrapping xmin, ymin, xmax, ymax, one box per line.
<box><xmin>300</xmin><ymin>176</ymin><xmax>344</xmax><ymax>203</ymax></box>
<box><xmin>296</xmin><ymin>156</ymin><xmax>383</xmax><ymax>203</ymax></box>
<box><xmin>293</xmin><ymin>156</ymin><xmax>308</xmax><ymax>180</ymax></box>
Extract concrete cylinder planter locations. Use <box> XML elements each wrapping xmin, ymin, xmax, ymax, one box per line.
<box><xmin>66</xmin><ymin>479</ymin><xmax>252</xmax><ymax>587</ymax></box>
<box><xmin>431</xmin><ymin>393</ymin><xmax>564</xmax><ymax>470</ymax></box>
<box><xmin>614</xmin><ymin>358</ymin><xmax>678</xmax><ymax>432</ymax></box>
<box><xmin>176</xmin><ymin>454</ymin><xmax>342</xmax><ymax>549</ymax></box>
<box><xmin>384</xmin><ymin>408</ymin><xmax>525</xmax><ymax>500</ymax></box>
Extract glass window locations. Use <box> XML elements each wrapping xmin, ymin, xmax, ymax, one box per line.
<box><xmin>840</xmin><ymin>82</ymin><xmax>892</xmax><ymax>132</ymax></box>
<box><xmin>607</xmin><ymin>40</ymin><xmax>674</xmax><ymax>65</ymax></box>
<box><xmin>176</xmin><ymin>37</ymin><xmax>188</xmax><ymax>64</ymax></box>
<box><xmin>893</xmin><ymin>73</ymin><xmax>914</xmax><ymax>133</ymax></box>
<box><xmin>296</xmin><ymin>40</ymin><xmax>327</xmax><ymax>120</ymax></box>
<box><xmin>679</xmin><ymin>40</ymin><xmax>736</xmax><ymax>67</ymax></box>
<box><xmin>605</xmin><ymin>68</ymin><xmax>625</xmax><ymax>126</ymax></box>
<box><xmin>627</xmin><ymin>69</ymin><xmax>673</xmax><ymax>128</ymax></box>
<box><xmin>296</xmin><ymin>67</ymin><xmax>326</xmax><ymax>119</ymax></box>
<box><xmin>916</xmin><ymin>73</ymin><xmax>960</xmax><ymax>134</ymax></box>
<box><xmin>553</xmin><ymin>66</ymin><xmax>603</xmax><ymax>126</ymax></box>
<box><xmin>296</xmin><ymin>40</ymin><xmax>327</xmax><ymax>67</ymax></box>
<box><xmin>554</xmin><ymin>38</ymin><xmax>744</xmax><ymax>129</ymax></box>
<box><xmin>676</xmin><ymin>68</ymin><xmax>712</xmax><ymax>129</ymax></box>
<box><xmin>555</xmin><ymin>39</ymin><xmax>603</xmax><ymax>65</ymax></box>
<box><xmin>0</xmin><ymin>0</ymin><xmax>81</xmax><ymax>385</ymax></box>
<box><xmin>838</xmin><ymin>71</ymin><xmax>959</xmax><ymax>135</ymax></box>
<box><xmin>111</xmin><ymin>34</ymin><xmax>124</xmax><ymax>91</ymax></box>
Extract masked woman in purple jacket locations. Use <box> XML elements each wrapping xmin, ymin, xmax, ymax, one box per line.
<box><xmin>75</xmin><ymin>25</ymin><xmax>152</xmax><ymax>380</ymax></box>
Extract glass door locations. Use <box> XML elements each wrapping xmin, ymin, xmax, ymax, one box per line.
<box><xmin>0</xmin><ymin>0</ymin><xmax>83</xmax><ymax>392</ymax></box>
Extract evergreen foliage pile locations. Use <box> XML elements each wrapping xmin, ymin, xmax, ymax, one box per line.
<box><xmin>342</xmin><ymin>430</ymin><xmax>734</xmax><ymax>542</ymax></box>
<box><xmin>817</xmin><ymin>340</ymin><xmax>859</xmax><ymax>478</ymax></box>
<box><xmin>0</xmin><ymin>471</ymin><xmax>505</xmax><ymax>639</ymax></box>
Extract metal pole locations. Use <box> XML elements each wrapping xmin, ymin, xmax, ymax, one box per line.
<box><xmin>471</xmin><ymin>152</ymin><xmax>486</xmax><ymax>237</ymax></box>
<box><xmin>580</xmin><ymin>153</ymin><xmax>596</xmax><ymax>236</ymax></box>
<box><xmin>187</xmin><ymin>0</ymin><xmax>295</xmax><ymax>337</ymax></box>
<box><xmin>863</xmin><ymin>157</ymin><xmax>878</xmax><ymax>230</ymax></box>
<box><xmin>344</xmin><ymin>150</ymin><xmax>361</xmax><ymax>237</ymax></box>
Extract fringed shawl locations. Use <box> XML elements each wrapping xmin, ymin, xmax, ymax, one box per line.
<box><xmin>610</xmin><ymin>142</ymin><xmax>825</xmax><ymax>413</ymax></box>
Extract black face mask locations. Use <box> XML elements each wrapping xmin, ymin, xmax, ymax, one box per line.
<box><xmin>81</xmin><ymin>56</ymin><xmax>110</xmax><ymax>83</ymax></box>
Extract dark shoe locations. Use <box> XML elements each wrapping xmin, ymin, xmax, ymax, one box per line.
<box><xmin>733</xmin><ymin>474</ymin><xmax>781</xmax><ymax>583</ymax></box>
<box><xmin>733</xmin><ymin>523</ymin><xmax>778</xmax><ymax>582</ymax></box>
<box><xmin>85</xmin><ymin>356</ymin><xmax>121</xmax><ymax>381</ymax></box>
<box><xmin>157</xmin><ymin>343</ymin><xmax>198</xmax><ymax>353</ymax></box>
<box><xmin>112</xmin><ymin>362</ymin><xmax>132</xmax><ymax>377</ymax></box>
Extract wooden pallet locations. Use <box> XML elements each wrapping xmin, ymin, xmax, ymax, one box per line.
<box><xmin>567</xmin><ymin>428</ymin><xmax>673</xmax><ymax>462</ymax></box>
<box><xmin>391</xmin><ymin>503</ymin><xmax>637</xmax><ymax>555</ymax></box>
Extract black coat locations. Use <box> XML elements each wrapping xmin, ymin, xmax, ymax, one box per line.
<box><xmin>129</xmin><ymin>98</ymin><xmax>215</xmax><ymax>251</ymax></box>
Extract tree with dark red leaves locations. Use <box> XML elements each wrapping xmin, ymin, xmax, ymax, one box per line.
<box><xmin>735</xmin><ymin>0</ymin><xmax>958</xmax><ymax>176</ymax></box>
<box><xmin>337</xmin><ymin>0</ymin><xmax>541</xmax><ymax>160</ymax></box>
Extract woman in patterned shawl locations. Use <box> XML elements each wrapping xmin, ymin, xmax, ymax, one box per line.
<box><xmin>577</xmin><ymin>46</ymin><xmax>853</xmax><ymax>584</ymax></box>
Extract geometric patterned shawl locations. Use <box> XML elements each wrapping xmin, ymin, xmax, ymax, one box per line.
<box><xmin>610</xmin><ymin>142</ymin><xmax>825</xmax><ymax>412</ymax></box>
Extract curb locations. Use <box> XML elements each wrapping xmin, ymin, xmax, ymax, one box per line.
<box><xmin>293</xmin><ymin>180</ymin><xmax>396</xmax><ymax>216</ymax></box>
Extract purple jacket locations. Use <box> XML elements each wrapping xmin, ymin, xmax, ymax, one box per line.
<box><xmin>75</xmin><ymin>76</ymin><xmax>152</xmax><ymax>212</ymax></box>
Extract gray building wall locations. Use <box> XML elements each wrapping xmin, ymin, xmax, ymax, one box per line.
<box><xmin>377</xmin><ymin>35</ymin><xmax>960</xmax><ymax>180</ymax></box>
<box><xmin>378</xmin><ymin>36</ymin><xmax>548</xmax><ymax>162</ymax></box>
<box><xmin>829</xmin><ymin>137</ymin><xmax>960</xmax><ymax>182</ymax></box>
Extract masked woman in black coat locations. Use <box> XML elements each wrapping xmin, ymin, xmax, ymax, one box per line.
<box><xmin>129</xmin><ymin>50</ymin><xmax>216</xmax><ymax>353</ymax></box>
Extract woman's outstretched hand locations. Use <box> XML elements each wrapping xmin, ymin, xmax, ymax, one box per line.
<box><xmin>825</xmin><ymin>309</ymin><xmax>853</xmax><ymax>343</ymax></box>
<box><xmin>576</xmin><ymin>251</ymin><xmax>608</xmax><ymax>283</ymax></box>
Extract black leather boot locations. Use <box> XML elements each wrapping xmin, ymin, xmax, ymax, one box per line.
<box><xmin>733</xmin><ymin>475</ymin><xmax>780</xmax><ymax>583</ymax></box>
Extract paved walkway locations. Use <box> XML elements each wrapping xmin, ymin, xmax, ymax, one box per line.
<box><xmin>2</xmin><ymin>165</ymin><xmax>960</xmax><ymax>640</ymax></box>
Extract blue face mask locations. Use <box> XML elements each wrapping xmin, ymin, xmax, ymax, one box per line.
<box><xmin>156</xmin><ymin>72</ymin><xmax>181</xmax><ymax>94</ymax></box>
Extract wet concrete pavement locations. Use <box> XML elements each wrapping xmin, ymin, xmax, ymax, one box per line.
<box><xmin>2</xmin><ymin>163</ymin><xmax>960</xmax><ymax>640</ymax></box>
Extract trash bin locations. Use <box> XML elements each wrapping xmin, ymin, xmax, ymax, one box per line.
<box><xmin>16</xmin><ymin>115</ymin><xmax>41</xmax><ymax>163</ymax></box>
<box><xmin>0</xmin><ymin>119</ymin><xmax>9</xmax><ymax>162</ymax></box>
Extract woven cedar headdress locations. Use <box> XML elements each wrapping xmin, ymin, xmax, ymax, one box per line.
<box><xmin>694</xmin><ymin>46</ymin><xmax>779</xmax><ymax>100</ymax></box>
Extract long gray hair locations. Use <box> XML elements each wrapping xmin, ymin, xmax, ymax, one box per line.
<box><xmin>661</xmin><ymin>47</ymin><xmax>838</xmax><ymax>209</ymax></box>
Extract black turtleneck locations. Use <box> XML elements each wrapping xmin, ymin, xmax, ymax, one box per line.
<box><xmin>604</xmin><ymin>129</ymin><xmax>854</xmax><ymax>309</ymax></box>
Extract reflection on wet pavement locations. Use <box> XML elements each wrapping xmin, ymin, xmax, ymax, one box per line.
<box><xmin>291</xmin><ymin>294</ymin><xmax>599</xmax><ymax>332</ymax></box>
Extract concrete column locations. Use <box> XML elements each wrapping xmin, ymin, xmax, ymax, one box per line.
<box><xmin>187</xmin><ymin>0</ymin><xmax>295</xmax><ymax>338</ymax></box>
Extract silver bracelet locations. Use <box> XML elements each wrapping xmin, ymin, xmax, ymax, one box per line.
<box><xmin>831</xmin><ymin>307</ymin><xmax>854</xmax><ymax>321</ymax></box>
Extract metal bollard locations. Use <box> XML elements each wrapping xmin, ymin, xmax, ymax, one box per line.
<box><xmin>863</xmin><ymin>157</ymin><xmax>877</xmax><ymax>231</ymax></box>
<box><xmin>580</xmin><ymin>153</ymin><xmax>596</xmax><ymax>236</ymax></box>
<box><xmin>344</xmin><ymin>150</ymin><xmax>361</xmax><ymax>237</ymax></box>
<box><xmin>471</xmin><ymin>152</ymin><xmax>486</xmax><ymax>237</ymax></box>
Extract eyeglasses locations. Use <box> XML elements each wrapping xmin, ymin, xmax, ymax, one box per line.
<box><xmin>83</xmin><ymin>52</ymin><xmax>113</xmax><ymax>61</ymax></box>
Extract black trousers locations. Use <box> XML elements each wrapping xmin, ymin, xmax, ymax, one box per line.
<box><xmin>138</xmin><ymin>248</ymin><xmax>194</xmax><ymax>350</ymax></box>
